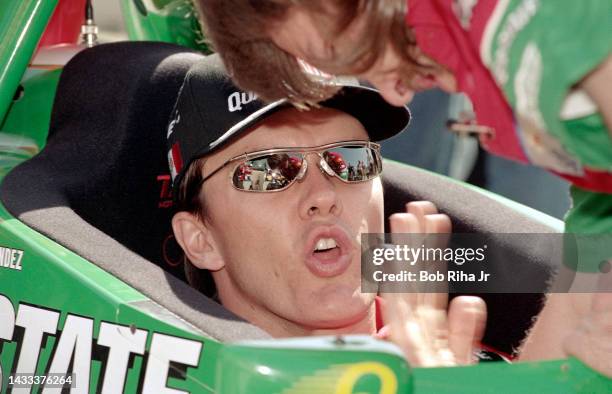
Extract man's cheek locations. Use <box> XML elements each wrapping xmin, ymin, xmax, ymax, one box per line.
<box><xmin>369</xmin><ymin>183</ymin><xmax>385</xmax><ymax>231</ymax></box>
<box><xmin>356</xmin><ymin>198</ymin><xmax>384</xmax><ymax>233</ymax></box>
<box><xmin>351</xmin><ymin>181</ymin><xmax>383</xmax><ymax>218</ymax></box>
<box><xmin>225</xmin><ymin>211</ymin><xmax>270</xmax><ymax>243</ymax></box>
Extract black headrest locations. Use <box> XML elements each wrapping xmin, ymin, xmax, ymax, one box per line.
<box><xmin>4</xmin><ymin>42</ymin><xmax>204</xmax><ymax>280</ymax></box>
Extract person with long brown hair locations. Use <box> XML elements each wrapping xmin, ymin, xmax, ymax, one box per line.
<box><xmin>195</xmin><ymin>0</ymin><xmax>612</xmax><ymax>375</ymax></box>
<box><xmin>196</xmin><ymin>0</ymin><xmax>611</xmax><ymax>186</ymax></box>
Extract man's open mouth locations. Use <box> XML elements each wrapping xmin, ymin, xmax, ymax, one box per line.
<box><xmin>305</xmin><ymin>227</ymin><xmax>353</xmax><ymax>278</ymax></box>
<box><xmin>313</xmin><ymin>238</ymin><xmax>342</xmax><ymax>259</ymax></box>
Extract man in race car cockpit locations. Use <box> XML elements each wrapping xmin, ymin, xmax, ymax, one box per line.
<box><xmin>166</xmin><ymin>55</ymin><xmax>486</xmax><ymax>366</ymax></box>
<box><xmin>166</xmin><ymin>55</ymin><xmax>612</xmax><ymax>371</ymax></box>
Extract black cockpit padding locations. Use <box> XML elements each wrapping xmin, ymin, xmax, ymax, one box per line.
<box><xmin>0</xmin><ymin>42</ymin><xmax>270</xmax><ymax>341</ymax></box>
<box><xmin>0</xmin><ymin>42</ymin><xmax>558</xmax><ymax>352</ymax></box>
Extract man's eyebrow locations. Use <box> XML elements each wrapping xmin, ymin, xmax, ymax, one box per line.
<box><xmin>229</xmin><ymin>144</ymin><xmax>302</xmax><ymax>157</ymax></box>
<box><xmin>222</xmin><ymin>146</ymin><xmax>273</xmax><ymax>160</ymax></box>
<box><xmin>236</xmin><ymin>145</ymin><xmax>271</xmax><ymax>154</ymax></box>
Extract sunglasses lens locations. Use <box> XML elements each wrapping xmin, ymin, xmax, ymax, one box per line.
<box><xmin>233</xmin><ymin>153</ymin><xmax>304</xmax><ymax>191</ymax></box>
<box><xmin>323</xmin><ymin>146</ymin><xmax>381</xmax><ymax>182</ymax></box>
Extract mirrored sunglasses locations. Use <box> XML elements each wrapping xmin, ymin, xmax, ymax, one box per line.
<box><xmin>202</xmin><ymin>140</ymin><xmax>383</xmax><ymax>192</ymax></box>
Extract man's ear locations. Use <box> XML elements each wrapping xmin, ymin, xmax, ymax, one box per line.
<box><xmin>172</xmin><ymin>212</ymin><xmax>225</xmax><ymax>271</ymax></box>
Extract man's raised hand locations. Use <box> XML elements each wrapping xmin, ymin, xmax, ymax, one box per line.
<box><xmin>383</xmin><ymin>201</ymin><xmax>486</xmax><ymax>367</ymax></box>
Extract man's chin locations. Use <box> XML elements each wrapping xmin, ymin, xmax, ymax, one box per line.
<box><xmin>299</xmin><ymin>293</ymin><xmax>376</xmax><ymax>334</ymax></box>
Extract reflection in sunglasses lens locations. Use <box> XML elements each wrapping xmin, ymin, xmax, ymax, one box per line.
<box><xmin>325</xmin><ymin>147</ymin><xmax>378</xmax><ymax>182</ymax></box>
<box><xmin>232</xmin><ymin>145</ymin><xmax>380</xmax><ymax>191</ymax></box>
<box><xmin>233</xmin><ymin>154</ymin><xmax>304</xmax><ymax>191</ymax></box>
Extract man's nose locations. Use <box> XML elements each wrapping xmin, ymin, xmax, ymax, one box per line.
<box><xmin>298</xmin><ymin>156</ymin><xmax>342</xmax><ymax>219</ymax></box>
<box><xmin>369</xmin><ymin>78</ymin><xmax>415</xmax><ymax>107</ymax></box>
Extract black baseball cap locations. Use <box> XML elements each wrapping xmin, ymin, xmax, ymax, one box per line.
<box><xmin>166</xmin><ymin>54</ymin><xmax>411</xmax><ymax>191</ymax></box>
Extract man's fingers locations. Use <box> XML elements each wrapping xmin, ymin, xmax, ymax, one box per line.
<box><xmin>389</xmin><ymin>213</ymin><xmax>422</xmax><ymax>263</ymax></box>
<box><xmin>407</xmin><ymin>201</ymin><xmax>438</xmax><ymax>230</ymax></box>
<box><xmin>387</xmin><ymin>213</ymin><xmax>423</xmax><ymax>300</ymax></box>
<box><xmin>385</xmin><ymin>294</ymin><xmax>448</xmax><ymax>367</ymax></box>
<box><xmin>424</xmin><ymin>214</ymin><xmax>452</xmax><ymax>234</ymax></box>
<box><xmin>406</xmin><ymin>201</ymin><xmax>438</xmax><ymax>216</ymax></box>
<box><xmin>386</xmin><ymin>201</ymin><xmax>468</xmax><ymax>369</ymax></box>
<box><xmin>448</xmin><ymin>296</ymin><xmax>487</xmax><ymax>365</ymax></box>
<box><xmin>423</xmin><ymin>214</ymin><xmax>452</xmax><ymax>298</ymax></box>
<box><xmin>389</xmin><ymin>212</ymin><xmax>421</xmax><ymax>233</ymax></box>
<box><xmin>422</xmin><ymin>292</ymin><xmax>449</xmax><ymax>313</ymax></box>
<box><xmin>384</xmin><ymin>295</ymin><xmax>428</xmax><ymax>363</ymax></box>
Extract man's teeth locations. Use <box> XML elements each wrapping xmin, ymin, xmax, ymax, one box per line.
<box><xmin>314</xmin><ymin>238</ymin><xmax>338</xmax><ymax>251</ymax></box>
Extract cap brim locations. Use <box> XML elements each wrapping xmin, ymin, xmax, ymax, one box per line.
<box><xmin>321</xmin><ymin>85</ymin><xmax>411</xmax><ymax>142</ymax></box>
<box><xmin>205</xmin><ymin>100</ymin><xmax>288</xmax><ymax>153</ymax></box>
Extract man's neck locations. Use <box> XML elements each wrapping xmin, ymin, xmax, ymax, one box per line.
<box><xmin>216</xmin><ymin>285</ymin><xmax>378</xmax><ymax>338</ymax></box>
<box><xmin>308</xmin><ymin>309</ymin><xmax>377</xmax><ymax>337</ymax></box>
<box><xmin>245</xmin><ymin>304</ymin><xmax>377</xmax><ymax>338</ymax></box>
